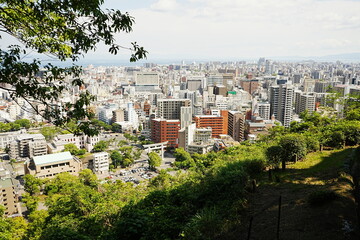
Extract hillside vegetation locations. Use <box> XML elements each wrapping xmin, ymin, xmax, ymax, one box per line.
<box><xmin>1</xmin><ymin>112</ymin><xmax>360</xmax><ymax>240</ymax></box>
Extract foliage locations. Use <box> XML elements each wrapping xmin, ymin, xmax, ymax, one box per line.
<box><xmin>78</xmin><ymin>169</ymin><xmax>98</xmax><ymax>188</ymax></box>
<box><xmin>111</xmin><ymin>123</ymin><xmax>122</xmax><ymax>133</ymax></box>
<box><xmin>92</xmin><ymin>140</ymin><xmax>108</xmax><ymax>152</ymax></box>
<box><xmin>0</xmin><ymin>0</ymin><xmax>147</xmax><ymax>136</ymax></box>
<box><xmin>278</xmin><ymin>134</ymin><xmax>307</xmax><ymax>169</ymax></box>
<box><xmin>63</xmin><ymin>143</ymin><xmax>85</xmax><ymax>156</ymax></box>
<box><xmin>173</xmin><ymin>147</ymin><xmax>195</xmax><ymax>169</ymax></box>
<box><xmin>14</xmin><ymin>119</ymin><xmax>32</xmax><ymax>129</ymax></box>
<box><xmin>22</xmin><ymin>193</ymin><xmax>39</xmax><ymax>214</ymax></box>
<box><xmin>110</xmin><ymin>150</ymin><xmax>123</xmax><ymax>168</ymax></box>
<box><xmin>40</xmin><ymin>126</ymin><xmax>62</xmax><ymax>141</ymax></box>
<box><xmin>148</xmin><ymin>152</ymin><xmax>162</xmax><ymax>170</ymax></box>
<box><xmin>24</xmin><ymin>174</ymin><xmax>42</xmax><ymax>196</ymax></box>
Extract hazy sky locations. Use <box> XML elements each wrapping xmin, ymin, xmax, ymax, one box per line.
<box><xmin>2</xmin><ymin>0</ymin><xmax>360</xmax><ymax>63</ymax></box>
<box><xmin>95</xmin><ymin>0</ymin><xmax>360</xmax><ymax>61</ymax></box>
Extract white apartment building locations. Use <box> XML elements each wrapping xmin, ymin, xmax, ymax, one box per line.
<box><xmin>93</xmin><ymin>152</ymin><xmax>109</xmax><ymax>174</ymax></box>
<box><xmin>9</xmin><ymin>134</ymin><xmax>47</xmax><ymax>160</ymax></box>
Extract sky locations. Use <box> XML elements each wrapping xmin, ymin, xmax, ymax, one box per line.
<box><xmin>2</xmin><ymin>0</ymin><xmax>360</xmax><ymax>64</ymax></box>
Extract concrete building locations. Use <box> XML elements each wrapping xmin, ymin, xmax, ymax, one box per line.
<box><xmin>187</xmin><ymin>142</ymin><xmax>214</xmax><ymax>154</ymax></box>
<box><xmin>194</xmin><ymin>110</ymin><xmax>228</xmax><ymax>138</ymax></box>
<box><xmin>240</xmin><ymin>79</ymin><xmax>259</xmax><ymax>95</ymax></box>
<box><xmin>270</xmin><ymin>84</ymin><xmax>294</xmax><ymax>127</ymax></box>
<box><xmin>135</xmin><ymin>72</ymin><xmax>159</xmax><ymax>86</ymax></box>
<box><xmin>0</xmin><ymin>178</ymin><xmax>18</xmax><ymax>216</ymax></box>
<box><xmin>93</xmin><ymin>152</ymin><xmax>109</xmax><ymax>174</ymax></box>
<box><xmin>151</xmin><ymin>119</ymin><xmax>180</xmax><ymax>148</ymax></box>
<box><xmin>178</xmin><ymin>123</ymin><xmax>196</xmax><ymax>151</ymax></box>
<box><xmin>228</xmin><ymin>111</ymin><xmax>245</xmax><ymax>142</ymax></box>
<box><xmin>0</xmin><ymin>130</ymin><xmax>26</xmax><ymax>149</ymax></box>
<box><xmin>194</xmin><ymin>127</ymin><xmax>212</xmax><ymax>143</ymax></box>
<box><xmin>180</xmin><ymin>106</ymin><xmax>193</xmax><ymax>129</ymax></box>
<box><xmin>112</xmin><ymin>109</ymin><xmax>125</xmax><ymax>123</ymax></box>
<box><xmin>0</xmin><ymin>163</ymin><xmax>18</xmax><ymax>216</ymax></box>
<box><xmin>157</xmin><ymin>99</ymin><xmax>191</xmax><ymax>120</ymax></box>
<box><xmin>295</xmin><ymin>93</ymin><xmax>316</xmax><ymax>115</ymax></box>
<box><xmin>257</xmin><ymin>102</ymin><xmax>271</xmax><ymax>120</ymax></box>
<box><xmin>187</xmin><ymin>79</ymin><xmax>203</xmax><ymax>93</ymax></box>
<box><xmin>9</xmin><ymin>134</ymin><xmax>47</xmax><ymax>160</ymax></box>
<box><xmin>24</xmin><ymin>151</ymin><xmax>82</xmax><ymax>179</ymax></box>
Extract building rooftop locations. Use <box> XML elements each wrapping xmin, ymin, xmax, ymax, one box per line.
<box><xmin>0</xmin><ymin>178</ymin><xmax>13</xmax><ymax>188</ymax></box>
<box><xmin>33</xmin><ymin>152</ymin><xmax>73</xmax><ymax>166</ymax></box>
<box><xmin>17</xmin><ymin>134</ymin><xmax>45</xmax><ymax>141</ymax></box>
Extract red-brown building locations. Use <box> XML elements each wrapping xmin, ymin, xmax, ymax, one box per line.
<box><xmin>151</xmin><ymin>119</ymin><xmax>180</xmax><ymax>148</ymax></box>
<box><xmin>193</xmin><ymin>110</ymin><xmax>228</xmax><ymax>138</ymax></box>
<box><xmin>240</xmin><ymin>79</ymin><xmax>259</xmax><ymax>95</ymax></box>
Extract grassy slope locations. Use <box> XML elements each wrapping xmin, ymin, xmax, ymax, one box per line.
<box><xmin>238</xmin><ymin>148</ymin><xmax>359</xmax><ymax>240</ymax></box>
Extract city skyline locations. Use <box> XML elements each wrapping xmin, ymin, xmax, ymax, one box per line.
<box><xmin>3</xmin><ymin>0</ymin><xmax>360</xmax><ymax>64</ymax></box>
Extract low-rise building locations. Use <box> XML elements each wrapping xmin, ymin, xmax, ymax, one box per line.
<box><xmin>93</xmin><ymin>152</ymin><xmax>109</xmax><ymax>174</ymax></box>
<box><xmin>9</xmin><ymin>134</ymin><xmax>47</xmax><ymax>160</ymax></box>
<box><xmin>24</xmin><ymin>152</ymin><xmax>82</xmax><ymax>179</ymax></box>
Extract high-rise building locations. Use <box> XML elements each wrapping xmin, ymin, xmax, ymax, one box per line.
<box><xmin>228</xmin><ymin>111</ymin><xmax>245</xmax><ymax>142</ymax></box>
<box><xmin>157</xmin><ymin>99</ymin><xmax>191</xmax><ymax>120</ymax></box>
<box><xmin>187</xmin><ymin>79</ymin><xmax>203</xmax><ymax>93</ymax></box>
<box><xmin>270</xmin><ymin>84</ymin><xmax>294</xmax><ymax>127</ymax></box>
<box><xmin>193</xmin><ymin>110</ymin><xmax>228</xmax><ymax>138</ymax></box>
<box><xmin>180</xmin><ymin>106</ymin><xmax>192</xmax><ymax>129</ymax></box>
<box><xmin>151</xmin><ymin>119</ymin><xmax>180</xmax><ymax>148</ymax></box>
<box><xmin>240</xmin><ymin>79</ymin><xmax>259</xmax><ymax>95</ymax></box>
<box><xmin>295</xmin><ymin>93</ymin><xmax>316</xmax><ymax>114</ymax></box>
<box><xmin>112</xmin><ymin>109</ymin><xmax>125</xmax><ymax>123</ymax></box>
<box><xmin>257</xmin><ymin>102</ymin><xmax>271</xmax><ymax>120</ymax></box>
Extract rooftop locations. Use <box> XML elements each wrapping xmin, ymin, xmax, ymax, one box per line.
<box><xmin>0</xmin><ymin>178</ymin><xmax>13</xmax><ymax>188</ymax></box>
<box><xmin>33</xmin><ymin>152</ymin><xmax>73</xmax><ymax>166</ymax></box>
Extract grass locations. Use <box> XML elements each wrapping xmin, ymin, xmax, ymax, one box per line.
<box><xmin>239</xmin><ymin>147</ymin><xmax>359</xmax><ymax>240</ymax></box>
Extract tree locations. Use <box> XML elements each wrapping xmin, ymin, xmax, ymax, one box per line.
<box><xmin>0</xmin><ymin>1</ymin><xmax>147</xmax><ymax>136</ymax></box>
<box><xmin>63</xmin><ymin>143</ymin><xmax>80</xmax><ymax>155</ymax></box>
<box><xmin>111</xmin><ymin>123</ymin><xmax>122</xmax><ymax>133</ymax></box>
<box><xmin>40</xmin><ymin>126</ymin><xmax>62</xmax><ymax>141</ymax></box>
<box><xmin>24</xmin><ymin>174</ymin><xmax>42</xmax><ymax>196</ymax></box>
<box><xmin>148</xmin><ymin>152</ymin><xmax>162</xmax><ymax>170</ymax></box>
<box><xmin>110</xmin><ymin>151</ymin><xmax>123</xmax><ymax>168</ymax></box>
<box><xmin>173</xmin><ymin>147</ymin><xmax>195</xmax><ymax>169</ymax></box>
<box><xmin>13</xmin><ymin>119</ymin><xmax>31</xmax><ymax>129</ymax></box>
<box><xmin>22</xmin><ymin>193</ymin><xmax>39</xmax><ymax>214</ymax></box>
<box><xmin>278</xmin><ymin>134</ymin><xmax>307</xmax><ymax>170</ymax></box>
<box><xmin>92</xmin><ymin>140</ymin><xmax>108</xmax><ymax>152</ymax></box>
<box><xmin>79</xmin><ymin>169</ymin><xmax>98</xmax><ymax>188</ymax></box>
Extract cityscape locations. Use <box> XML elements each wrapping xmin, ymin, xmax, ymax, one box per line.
<box><xmin>1</xmin><ymin>0</ymin><xmax>360</xmax><ymax>239</ymax></box>
<box><xmin>1</xmin><ymin>58</ymin><xmax>359</xmax><ymax>217</ymax></box>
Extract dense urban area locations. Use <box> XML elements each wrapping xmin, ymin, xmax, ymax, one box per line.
<box><xmin>0</xmin><ymin>59</ymin><xmax>360</xmax><ymax>239</ymax></box>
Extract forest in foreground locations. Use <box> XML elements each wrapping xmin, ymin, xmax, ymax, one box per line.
<box><xmin>1</xmin><ymin>110</ymin><xmax>360</xmax><ymax>240</ymax></box>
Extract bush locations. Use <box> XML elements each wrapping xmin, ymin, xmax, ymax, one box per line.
<box><xmin>243</xmin><ymin>159</ymin><xmax>266</xmax><ymax>178</ymax></box>
<box><xmin>307</xmin><ymin>190</ymin><xmax>338</xmax><ymax>206</ymax></box>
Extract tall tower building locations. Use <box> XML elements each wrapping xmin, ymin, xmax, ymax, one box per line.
<box><xmin>270</xmin><ymin>84</ymin><xmax>294</xmax><ymax>127</ymax></box>
<box><xmin>228</xmin><ymin>111</ymin><xmax>245</xmax><ymax>142</ymax></box>
<box><xmin>157</xmin><ymin>99</ymin><xmax>191</xmax><ymax>120</ymax></box>
<box><xmin>180</xmin><ymin>106</ymin><xmax>193</xmax><ymax>129</ymax></box>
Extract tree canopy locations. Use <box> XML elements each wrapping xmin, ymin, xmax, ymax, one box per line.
<box><xmin>0</xmin><ymin>0</ymin><xmax>147</xmax><ymax>136</ymax></box>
